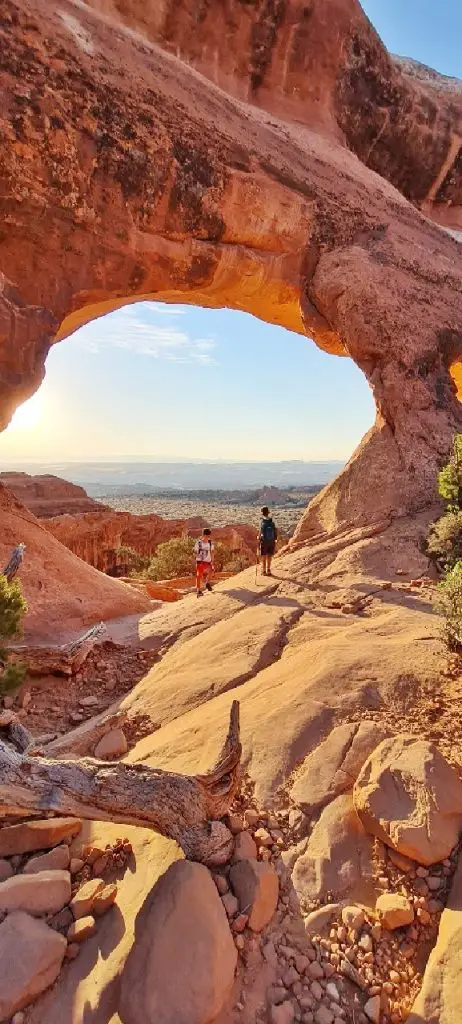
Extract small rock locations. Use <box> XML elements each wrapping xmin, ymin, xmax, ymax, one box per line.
<box><xmin>416</xmin><ymin>866</ymin><xmax>429</xmax><ymax>878</ymax></box>
<box><xmin>212</xmin><ymin>873</ymin><xmax>229</xmax><ymax>896</ymax></box>
<box><xmin>92</xmin><ymin>883</ymin><xmax>118</xmax><ymax>917</ymax></box>
<box><xmin>325</xmin><ymin>982</ymin><xmax>340</xmax><ymax>1002</ymax></box>
<box><xmin>341</xmin><ymin>906</ymin><xmax>365</xmax><ymax>930</ymax></box>
<box><xmin>67</xmin><ymin>915</ymin><xmax>96</xmax><ymax>942</ymax></box>
<box><xmin>376</xmin><ymin>892</ymin><xmax>414</xmax><ymax>930</ymax></box>
<box><xmin>70</xmin><ymin>858</ymin><xmax>85</xmax><ymax>876</ymax></box>
<box><xmin>262</xmin><ymin>939</ymin><xmax>279</xmax><ymax>967</ymax></box>
<box><xmin>254</xmin><ymin>828</ymin><xmax>273</xmax><ymax>847</ymax></box>
<box><xmin>428</xmin><ymin>899</ymin><xmax>444</xmax><ymax>914</ymax></box>
<box><xmin>310</xmin><ymin>981</ymin><xmax>323</xmax><ymax>1001</ymax></box>
<box><xmin>94</xmin><ymin>728</ymin><xmax>128</xmax><ymax>759</ymax></box>
<box><xmin>232</xmin><ymin>831</ymin><xmax>258</xmax><ymax>862</ymax></box>
<box><xmin>295</xmin><ymin>954</ymin><xmax>310</xmax><ymax>973</ymax></box>
<box><xmin>283</xmin><ymin>965</ymin><xmax>300</xmax><ymax>987</ymax></box>
<box><xmin>271</xmin><ymin>1002</ymin><xmax>295</xmax><ymax>1024</ymax></box>
<box><xmin>222</xmin><ymin>892</ymin><xmax>239</xmax><ymax>918</ymax></box>
<box><xmin>359</xmin><ymin>933</ymin><xmax>373</xmax><ymax>952</ymax></box>
<box><xmin>307</xmin><ymin>961</ymin><xmax>324</xmax><ymax>980</ymax></box>
<box><xmin>364</xmin><ymin>995</ymin><xmax>381</xmax><ymax>1023</ymax></box>
<box><xmin>92</xmin><ymin>852</ymin><xmax>110</xmax><ymax>875</ymax></box>
<box><xmin>49</xmin><ymin>908</ymin><xmax>73</xmax><ymax>933</ymax></box>
<box><xmin>65</xmin><ymin>942</ymin><xmax>80</xmax><ymax>960</ymax></box>
<box><xmin>24</xmin><ymin>844</ymin><xmax>70</xmax><ymax>874</ymax></box>
<box><xmin>0</xmin><ymin>858</ymin><xmax>13</xmax><ymax>883</ymax></box>
<box><xmin>427</xmin><ymin>875</ymin><xmax>442</xmax><ymax>891</ymax></box>
<box><xmin>414</xmin><ymin>877</ymin><xmax>429</xmax><ymax>897</ymax></box>
<box><xmin>315</xmin><ymin>1008</ymin><xmax>334</xmax><ymax>1024</ymax></box>
<box><xmin>244</xmin><ymin>809</ymin><xmax>259</xmax><ymax>829</ymax></box>
<box><xmin>232</xmin><ymin>913</ymin><xmax>248</xmax><ymax>933</ymax></box>
<box><xmin>12</xmin><ymin>1013</ymin><xmax>26</xmax><ymax>1024</ymax></box>
<box><xmin>234</xmin><ymin>934</ymin><xmax>245</xmax><ymax>950</ymax></box>
<box><xmin>230</xmin><ymin>858</ymin><xmax>278</xmax><ymax>932</ymax></box>
<box><xmin>70</xmin><ymin>878</ymin><xmax>105</xmax><ymax>919</ymax></box>
<box><xmin>227</xmin><ymin>814</ymin><xmax>244</xmax><ymax>835</ymax></box>
<box><xmin>417</xmin><ymin>907</ymin><xmax>431</xmax><ymax>925</ymax></box>
<box><xmin>79</xmin><ymin>696</ymin><xmax>99</xmax><ymax>707</ymax></box>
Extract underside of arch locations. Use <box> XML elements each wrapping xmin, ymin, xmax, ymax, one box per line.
<box><xmin>0</xmin><ymin>0</ymin><xmax>461</xmax><ymax>543</ymax></box>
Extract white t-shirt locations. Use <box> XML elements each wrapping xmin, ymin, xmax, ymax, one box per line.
<box><xmin>194</xmin><ymin>538</ymin><xmax>214</xmax><ymax>563</ymax></box>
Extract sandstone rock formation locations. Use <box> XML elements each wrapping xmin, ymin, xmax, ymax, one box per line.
<box><xmin>0</xmin><ymin>0</ymin><xmax>461</xmax><ymax>542</ymax></box>
<box><xmin>409</xmin><ymin>854</ymin><xmax>462</xmax><ymax>1023</ymax></box>
<box><xmin>353</xmin><ymin>735</ymin><xmax>462</xmax><ymax>865</ymax></box>
<box><xmin>0</xmin><ymin>483</ymin><xmax>150</xmax><ymax>642</ymax></box>
<box><xmin>0</xmin><ymin>472</ymin><xmax>104</xmax><ymax>517</ymax></box>
<box><xmin>119</xmin><ymin>860</ymin><xmax>237</xmax><ymax>1024</ymax></box>
<box><xmin>44</xmin><ymin>507</ymin><xmax>256</xmax><ymax>573</ymax></box>
<box><xmin>0</xmin><ymin>911</ymin><xmax>67</xmax><ymax>1021</ymax></box>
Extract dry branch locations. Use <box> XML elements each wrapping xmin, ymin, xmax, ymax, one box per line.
<box><xmin>0</xmin><ymin>701</ymin><xmax>242</xmax><ymax>866</ymax></box>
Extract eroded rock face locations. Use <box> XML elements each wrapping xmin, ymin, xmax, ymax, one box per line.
<box><xmin>43</xmin><ymin>507</ymin><xmax>257</xmax><ymax>573</ymax></box>
<box><xmin>0</xmin><ymin>0</ymin><xmax>461</xmax><ymax>538</ymax></box>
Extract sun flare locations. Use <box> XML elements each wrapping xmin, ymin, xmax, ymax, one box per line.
<box><xmin>8</xmin><ymin>394</ymin><xmax>43</xmax><ymax>432</ymax></box>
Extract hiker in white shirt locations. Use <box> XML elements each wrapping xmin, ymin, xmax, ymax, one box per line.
<box><xmin>194</xmin><ymin>528</ymin><xmax>214</xmax><ymax>598</ymax></box>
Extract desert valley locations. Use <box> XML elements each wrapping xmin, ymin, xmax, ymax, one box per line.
<box><xmin>1</xmin><ymin>2</ymin><xmax>462</xmax><ymax>1024</ymax></box>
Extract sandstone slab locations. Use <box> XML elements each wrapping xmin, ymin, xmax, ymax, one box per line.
<box><xmin>94</xmin><ymin>728</ymin><xmax>128</xmax><ymax>759</ymax></box>
<box><xmin>0</xmin><ymin>911</ymin><xmax>66</xmax><ymax>1019</ymax></box>
<box><xmin>24</xmin><ymin>844</ymin><xmax>70</xmax><ymax>874</ymax></box>
<box><xmin>353</xmin><ymin>736</ymin><xmax>462</xmax><ymax>865</ymax></box>
<box><xmin>0</xmin><ymin>818</ymin><xmax>81</xmax><ymax>857</ymax></box>
<box><xmin>0</xmin><ymin>870</ymin><xmax>71</xmax><ymax>916</ymax></box>
<box><xmin>229</xmin><ymin>858</ymin><xmax>279</xmax><ymax>933</ymax></box>
<box><xmin>293</xmin><ymin>794</ymin><xmax>374</xmax><ymax>903</ymax></box>
<box><xmin>119</xmin><ymin>860</ymin><xmax>237</xmax><ymax>1024</ymax></box>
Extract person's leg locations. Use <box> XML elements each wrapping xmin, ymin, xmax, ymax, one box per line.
<box><xmin>196</xmin><ymin>563</ymin><xmax>203</xmax><ymax>596</ymax></box>
<box><xmin>205</xmin><ymin>564</ymin><xmax>213</xmax><ymax>591</ymax></box>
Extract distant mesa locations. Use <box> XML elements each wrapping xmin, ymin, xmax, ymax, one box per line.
<box><xmin>0</xmin><ymin>472</ymin><xmax>106</xmax><ymax>518</ymax></box>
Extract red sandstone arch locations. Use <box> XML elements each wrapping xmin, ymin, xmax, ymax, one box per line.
<box><xmin>1</xmin><ymin>0</ymin><xmax>461</xmax><ymax>544</ymax></box>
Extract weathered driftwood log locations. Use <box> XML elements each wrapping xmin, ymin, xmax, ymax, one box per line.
<box><xmin>0</xmin><ymin>701</ymin><xmax>241</xmax><ymax>865</ymax></box>
<box><xmin>10</xmin><ymin>622</ymin><xmax>109</xmax><ymax>676</ymax></box>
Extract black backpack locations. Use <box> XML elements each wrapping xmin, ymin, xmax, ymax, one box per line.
<box><xmin>261</xmin><ymin>517</ymin><xmax>277</xmax><ymax>543</ymax></box>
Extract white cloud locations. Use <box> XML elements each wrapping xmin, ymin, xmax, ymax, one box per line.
<box><xmin>71</xmin><ymin>303</ymin><xmax>218</xmax><ymax>365</ymax></box>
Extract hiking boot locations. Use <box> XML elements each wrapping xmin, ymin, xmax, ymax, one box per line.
<box><xmin>196</xmin><ymin>590</ymin><xmax>203</xmax><ymax>598</ymax></box>
<box><xmin>205</xmin><ymin>582</ymin><xmax>213</xmax><ymax>592</ymax></box>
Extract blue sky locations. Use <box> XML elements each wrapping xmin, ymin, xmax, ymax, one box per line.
<box><xmin>1</xmin><ymin>1</ymin><xmax>460</xmax><ymax>465</ymax></box>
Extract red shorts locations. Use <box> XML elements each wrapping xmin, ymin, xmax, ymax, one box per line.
<box><xmin>196</xmin><ymin>561</ymin><xmax>212</xmax><ymax>578</ymax></box>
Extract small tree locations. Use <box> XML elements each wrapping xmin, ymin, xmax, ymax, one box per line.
<box><xmin>0</xmin><ymin>575</ymin><xmax>27</xmax><ymax>697</ymax></box>
<box><xmin>427</xmin><ymin>510</ymin><xmax>462</xmax><ymax>572</ymax></box>
<box><xmin>434</xmin><ymin>562</ymin><xmax>462</xmax><ymax>650</ymax></box>
<box><xmin>438</xmin><ymin>434</ymin><xmax>462</xmax><ymax>510</ymax></box>
<box><xmin>146</xmin><ymin>537</ymin><xmax>195</xmax><ymax>581</ymax></box>
<box><xmin>114</xmin><ymin>546</ymin><xmax>151</xmax><ymax>576</ymax></box>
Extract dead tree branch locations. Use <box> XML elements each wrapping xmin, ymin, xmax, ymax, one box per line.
<box><xmin>0</xmin><ymin>701</ymin><xmax>241</xmax><ymax>866</ymax></box>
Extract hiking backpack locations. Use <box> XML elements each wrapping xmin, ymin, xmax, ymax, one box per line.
<box><xmin>261</xmin><ymin>518</ymin><xmax>277</xmax><ymax>543</ymax></box>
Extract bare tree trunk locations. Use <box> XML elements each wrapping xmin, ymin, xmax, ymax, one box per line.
<box><xmin>0</xmin><ymin>701</ymin><xmax>241</xmax><ymax>866</ymax></box>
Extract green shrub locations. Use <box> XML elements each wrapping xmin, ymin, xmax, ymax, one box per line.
<box><xmin>114</xmin><ymin>546</ymin><xmax>151</xmax><ymax>575</ymax></box>
<box><xmin>146</xmin><ymin>537</ymin><xmax>195</xmax><ymax>581</ymax></box>
<box><xmin>438</xmin><ymin>434</ymin><xmax>462</xmax><ymax>510</ymax></box>
<box><xmin>0</xmin><ymin>575</ymin><xmax>27</xmax><ymax>697</ymax></box>
<box><xmin>434</xmin><ymin>561</ymin><xmax>462</xmax><ymax>650</ymax></box>
<box><xmin>427</xmin><ymin>510</ymin><xmax>462</xmax><ymax>571</ymax></box>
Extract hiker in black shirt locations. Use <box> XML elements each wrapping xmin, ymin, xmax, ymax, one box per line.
<box><xmin>258</xmin><ymin>506</ymin><xmax>278</xmax><ymax>577</ymax></box>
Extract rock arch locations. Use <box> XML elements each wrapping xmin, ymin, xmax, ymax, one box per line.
<box><xmin>1</xmin><ymin>0</ymin><xmax>461</xmax><ymax>543</ymax></box>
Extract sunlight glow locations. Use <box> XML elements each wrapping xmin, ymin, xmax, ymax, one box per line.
<box><xmin>8</xmin><ymin>393</ymin><xmax>44</xmax><ymax>432</ymax></box>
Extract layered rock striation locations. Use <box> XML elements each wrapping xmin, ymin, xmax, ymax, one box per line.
<box><xmin>0</xmin><ymin>0</ymin><xmax>461</xmax><ymax>541</ymax></box>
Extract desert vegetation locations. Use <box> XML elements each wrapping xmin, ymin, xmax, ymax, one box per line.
<box><xmin>133</xmin><ymin>536</ymin><xmax>250</xmax><ymax>581</ymax></box>
<box><xmin>429</xmin><ymin>435</ymin><xmax>462</xmax><ymax>648</ymax></box>
<box><xmin>0</xmin><ymin>574</ymin><xmax>26</xmax><ymax>696</ymax></box>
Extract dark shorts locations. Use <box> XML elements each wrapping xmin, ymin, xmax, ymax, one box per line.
<box><xmin>260</xmin><ymin>541</ymin><xmax>275</xmax><ymax>557</ymax></box>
